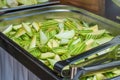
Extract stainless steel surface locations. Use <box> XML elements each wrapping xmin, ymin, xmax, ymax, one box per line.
<box><xmin>0</xmin><ymin>5</ymin><xmax>120</xmax><ymax>79</ymax></box>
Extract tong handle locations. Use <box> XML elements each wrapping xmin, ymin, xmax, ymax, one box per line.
<box><xmin>84</xmin><ymin>60</ymin><xmax>120</xmax><ymax>73</ymax></box>
<box><xmin>54</xmin><ymin>36</ymin><xmax>120</xmax><ymax>75</ymax></box>
<box><xmin>73</xmin><ymin>60</ymin><xmax>120</xmax><ymax>80</ymax></box>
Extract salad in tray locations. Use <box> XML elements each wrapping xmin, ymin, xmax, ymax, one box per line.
<box><xmin>3</xmin><ymin>17</ymin><xmax>120</xmax><ymax>80</ymax></box>
<box><xmin>0</xmin><ymin>0</ymin><xmax>49</xmax><ymax>8</ymax></box>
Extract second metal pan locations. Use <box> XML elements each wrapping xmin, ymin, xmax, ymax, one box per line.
<box><xmin>0</xmin><ymin>0</ymin><xmax>60</xmax><ymax>15</ymax></box>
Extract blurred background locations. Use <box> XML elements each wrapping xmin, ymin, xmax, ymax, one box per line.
<box><xmin>60</xmin><ymin>0</ymin><xmax>120</xmax><ymax>23</ymax></box>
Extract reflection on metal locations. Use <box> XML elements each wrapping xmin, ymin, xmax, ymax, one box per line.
<box><xmin>112</xmin><ymin>0</ymin><xmax>120</xmax><ymax>7</ymax></box>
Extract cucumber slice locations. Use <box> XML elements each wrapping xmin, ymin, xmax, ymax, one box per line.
<box><xmin>40</xmin><ymin>52</ymin><xmax>55</xmax><ymax>59</ymax></box>
<box><xmin>3</xmin><ymin>25</ymin><xmax>13</xmax><ymax>34</ymax></box>
<box><xmin>85</xmin><ymin>30</ymin><xmax>106</xmax><ymax>39</ymax></box>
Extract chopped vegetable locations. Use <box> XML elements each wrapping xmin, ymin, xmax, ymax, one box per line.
<box><xmin>0</xmin><ymin>0</ymin><xmax>7</xmax><ymax>8</ymax></box>
<box><xmin>14</xmin><ymin>27</ymin><xmax>26</xmax><ymax>38</ymax></box>
<box><xmin>3</xmin><ymin>18</ymin><xmax>116</xmax><ymax>79</ymax></box>
<box><xmin>90</xmin><ymin>25</ymin><xmax>98</xmax><ymax>32</ymax></box>
<box><xmin>29</xmin><ymin>47</ymin><xmax>41</xmax><ymax>58</ymax></box>
<box><xmin>13</xmin><ymin>24</ymin><xmax>22</xmax><ymax>30</ymax></box>
<box><xmin>55</xmin><ymin>30</ymin><xmax>75</xmax><ymax>39</ymax></box>
<box><xmin>60</xmin><ymin>39</ymin><xmax>69</xmax><ymax>45</ymax></box>
<box><xmin>22</xmin><ymin>23</ymin><xmax>32</xmax><ymax>36</ymax></box>
<box><xmin>40</xmin><ymin>30</ymin><xmax>48</xmax><ymax>45</ymax></box>
<box><xmin>6</xmin><ymin>0</ymin><xmax>18</xmax><ymax>7</ymax></box>
<box><xmin>3</xmin><ymin>25</ymin><xmax>13</xmax><ymax>34</ymax></box>
<box><xmin>69</xmin><ymin>42</ymin><xmax>86</xmax><ymax>56</ymax></box>
<box><xmin>37</xmin><ymin>0</ymin><xmax>48</xmax><ymax>3</ymax></box>
<box><xmin>17</xmin><ymin>0</ymin><xmax>37</xmax><ymax>5</ymax></box>
<box><xmin>32</xmin><ymin>22</ymin><xmax>40</xmax><ymax>32</ymax></box>
<box><xmin>29</xmin><ymin>35</ymin><xmax>36</xmax><ymax>49</ymax></box>
<box><xmin>47</xmin><ymin>59</ymin><xmax>57</xmax><ymax>67</ymax></box>
<box><xmin>54</xmin><ymin>54</ymin><xmax>61</xmax><ymax>61</ymax></box>
<box><xmin>47</xmin><ymin>39</ymin><xmax>59</xmax><ymax>48</ymax></box>
<box><xmin>0</xmin><ymin>0</ymin><xmax>48</xmax><ymax>8</ymax></box>
<box><xmin>52</xmin><ymin>47</ymin><xmax>68</xmax><ymax>55</ymax></box>
<box><xmin>40</xmin><ymin>52</ymin><xmax>55</xmax><ymax>59</ymax></box>
<box><xmin>85</xmin><ymin>39</ymin><xmax>95</xmax><ymax>50</ymax></box>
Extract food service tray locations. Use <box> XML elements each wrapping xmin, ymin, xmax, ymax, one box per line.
<box><xmin>0</xmin><ymin>5</ymin><xmax>120</xmax><ymax>80</ymax></box>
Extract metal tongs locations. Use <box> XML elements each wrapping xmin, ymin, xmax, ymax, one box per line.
<box><xmin>70</xmin><ymin>60</ymin><xmax>120</xmax><ymax>80</ymax></box>
<box><xmin>70</xmin><ymin>44</ymin><xmax>120</xmax><ymax>79</ymax></box>
<box><xmin>53</xmin><ymin>35</ymin><xmax>120</xmax><ymax>77</ymax></box>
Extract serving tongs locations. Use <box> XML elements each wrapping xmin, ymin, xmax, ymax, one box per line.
<box><xmin>53</xmin><ymin>35</ymin><xmax>120</xmax><ymax>77</ymax></box>
<box><xmin>70</xmin><ymin>60</ymin><xmax>120</xmax><ymax>80</ymax></box>
<box><xmin>70</xmin><ymin>44</ymin><xmax>120</xmax><ymax>79</ymax></box>
<box><xmin>76</xmin><ymin>44</ymin><xmax>120</xmax><ymax>67</ymax></box>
